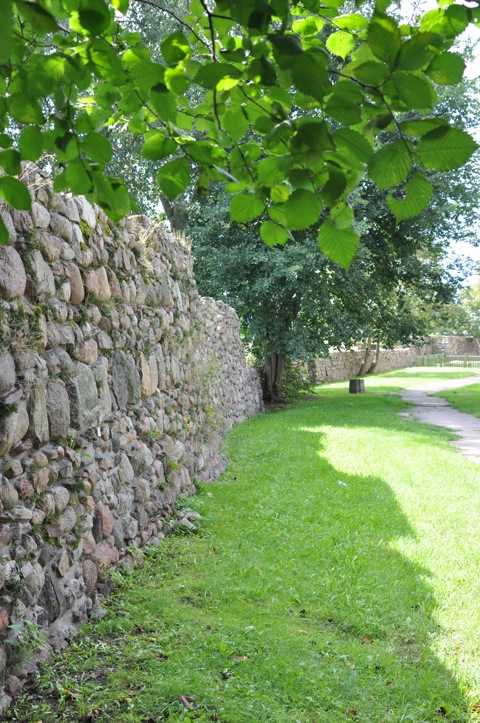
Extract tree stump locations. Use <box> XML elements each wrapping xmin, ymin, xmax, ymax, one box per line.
<box><xmin>349</xmin><ymin>379</ymin><xmax>365</xmax><ymax>394</ymax></box>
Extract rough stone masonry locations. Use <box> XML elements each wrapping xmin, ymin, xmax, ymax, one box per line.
<box><xmin>0</xmin><ymin>165</ymin><xmax>263</xmax><ymax>712</ymax></box>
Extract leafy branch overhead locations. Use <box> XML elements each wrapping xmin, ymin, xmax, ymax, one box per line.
<box><xmin>0</xmin><ymin>0</ymin><xmax>478</xmax><ymax>268</ymax></box>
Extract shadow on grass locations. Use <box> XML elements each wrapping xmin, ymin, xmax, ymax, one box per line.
<box><xmin>6</xmin><ymin>403</ymin><xmax>472</xmax><ymax>722</ymax></box>
<box><xmin>145</xmin><ymin>414</ymin><xmax>471</xmax><ymax>721</ymax></box>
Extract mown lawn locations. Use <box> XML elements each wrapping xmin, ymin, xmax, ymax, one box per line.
<box><xmin>434</xmin><ymin>382</ymin><xmax>480</xmax><ymax>418</ymax></box>
<box><xmin>6</xmin><ymin>368</ymin><xmax>480</xmax><ymax>723</ymax></box>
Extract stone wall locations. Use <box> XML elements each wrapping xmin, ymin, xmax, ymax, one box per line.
<box><xmin>0</xmin><ymin>166</ymin><xmax>262</xmax><ymax>711</ymax></box>
<box><xmin>427</xmin><ymin>335</ymin><xmax>480</xmax><ymax>355</ymax></box>
<box><xmin>309</xmin><ymin>347</ymin><xmax>419</xmax><ymax>383</ymax></box>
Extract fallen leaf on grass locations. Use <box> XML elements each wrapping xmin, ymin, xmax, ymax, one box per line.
<box><xmin>85</xmin><ymin>710</ymin><xmax>101</xmax><ymax>719</ymax></box>
<box><xmin>347</xmin><ymin>709</ymin><xmax>358</xmax><ymax>716</ymax></box>
<box><xmin>153</xmin><ymin>652</ymin><xmax>168</xmax><ymax>660</ymax></box>
<box><xmin>298</xmin><ymin>629</ymin><xmax>308</xmax><ymax>634</ymax></box>
<box><xmin>232</xmin><ymin>655</ymin><xmax>247</xmax><ymax>662</ymax></box>
<box><xmin>180</xmin><ymin>695</ymin><xmax>198</xmax><ymax>710</ymax></box>
<box><xmin>362</xmin><ymin>635</ymin><xmax>373</xmax><ymax>644</ymax></box>
<box><xmin>472</xmin><ymin>703</ymin><xmax>480</xmax><ymax>712</ymax></box>
<box><xmin>210</xmin><ymin>547</ymin><xmax>217</xmax><ymax>555</ymax></box>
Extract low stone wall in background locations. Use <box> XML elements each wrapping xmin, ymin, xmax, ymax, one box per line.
<box><xmin>0</xmin><ymin>166</ymin><xmax>263</xmax><ymax>711</ymax></box>
<box><xmin>427</xmin><ymin>335</ymin><xmax>480</xmax><ymax>356</ymax></box>
<box><xmin>309</xmin><ymin>347</ymin><xmax>418</xmax><ymax>384</ymax></box>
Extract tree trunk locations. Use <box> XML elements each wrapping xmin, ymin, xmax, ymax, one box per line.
<box><xmin>366</xmin><ymin>342</ymin><xmax>381</xmax><ymax>374</ymax></box>
<box><xmin>357</xmin><ymin>338</ymin><xmax>372</xmax><ymax>376</ymax></box>
<box><xmin>264</xmin><ymin>352</ymin><xmax>286</xmax><ymax>402</ymax></box>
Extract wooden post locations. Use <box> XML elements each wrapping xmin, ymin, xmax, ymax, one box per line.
<box><xmin>349</xmin><ymin>379</ymin><xmax>365</xmax><ymax>394</ymax></box>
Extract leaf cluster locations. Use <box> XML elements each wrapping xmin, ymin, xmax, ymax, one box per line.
<box><xmin>0</xmin><ymin>0</ymin><xmax>478</xmax><ymax>266</ymax></box>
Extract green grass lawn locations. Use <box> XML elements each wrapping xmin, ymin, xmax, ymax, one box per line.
<box><xmin>433</xmin><ymin>382</ymin><xmax>480</xmax><ymax>418</ymax></box>
<box><xmin>7</xmin><ymin>368</ymin><xmax>480</xmax><ymax>723</ymax></box>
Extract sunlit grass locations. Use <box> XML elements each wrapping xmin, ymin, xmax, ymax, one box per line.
<box><xmin>7</xmin><ymin>368</ymin><xmax>480</xmax><ymax>723</ymax></box>
<box><xmin>433</xmin><ymin>382</ymin><xmax>480</xmax><ymax>419</ymax></box>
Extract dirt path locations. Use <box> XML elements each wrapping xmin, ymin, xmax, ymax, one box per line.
<box><xmin>400</xmin><ymin>377</ymin><xmax>480</xmax><ymax>463</ymax></box>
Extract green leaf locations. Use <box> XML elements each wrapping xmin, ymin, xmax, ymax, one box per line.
<box><xmin>325</xmin><ymin>81</ymin><xmax>363</xmax><ymax>125</ymax></box>
<box><xmin>333</xmin><ymin>128</ymin><xmax>373</xmax><ymax>164</ymax></box>
<box><xmin>260</xmin><ymin>220</ymin><xmax>289</xmax><ymax>246</ymax></box>
<box><xmin>157</xmin><ymin>158</ymin><xmax>191</xmax><ymax>201</ymax></box>
<box><xmin>318</xmin><ymin>221</ymin><xmax>359</xmax><ymax>270</ymax></box>
<box><xmin>282</xmin><ymin>189</ymin><xmax>322</xmax><ymax>230</ymax></box>
<box><xmin>122</xmin><ymin>48</ymin><xmax>161</xmax><ymax>89</ymax></box>
<box><xmin>194</xmin><ymin>63</ymin><xmax>241</xmax><ymax>89</ymax></box>
<box><xmin>367</xmin><ymin>15</ymin><xmax>401</xmax><ymax>68</ymax></box>
<box><xmin>265</xmin><ymin>120</ymin><xmax>295</xmax><ymax>149</ymax></box>
<box><xmin>291</xmin><ymin>51</ymin><xmax>331</xmax><ymax>102</ymax></box>
<box><xmin>0</xmin><ymin>216</ymin><xmax>8</xmax><ymax>245</ymax></box>
<box><xmin>268</xmin><ymin>33</ymin><xmax>303</xmax><ymax>69</ymax></box>
<box><xmin>426</xmin><ymin>52</ymin><xmax>465</xmax><ymax>85</ymax></box>
<box><xmin>150</xmin><ymin>88</ymin><xmax>177</xmax><ymax>123</ymax></box>
<box><xmin>368</xmin><ymin>141</ymin><xmax>412</xmax><ymax>189</ymax></box>
<box><xmin>399</xmin><ymin>119</ymin><xmax>449</xmax><ymax>138</ymax></box>
<box><xmin>0</xmin><ymin>150</ymin><xmax>21</xmax><ymax>175</ymax></box>
<box><xmin>223</xmin><ymin>108</ymin><xmax>249</xmax><ymax>140</ymax></box>
<box><xmin>326</xmin><ymin>30</ymin><xmax>356</xmax><ymax>60</ymax></box>
<box><xmin>292</xmin><ymin>16</ymin><xmax>325</xmax><ymax>36</ymax></box>
<box><xmin>396</xmin><ymin>33</ymin><xmax>437</xmax><ymax>71</ymax></box>
<box><xmin>330</xmin><ymin>203</ymin><xmax>355</xmax><ymax>229</ymax></box>
<box><xmin>387</xmin><ymin>171</ymin><xmax>433</xmax><ymax>222</ymax></box>
<box><xmin>294</xmin><ymin>119</ymin><xmax>334</xmax><ymax>153</ymax></box>
<box><xmin>389</xmin><ymin>72</ymin><xmax>437</xmax><ymax>110</ymax></box>
<box><xmin>82</xmin><ymin>132</ymin><xmax>113</xmax><ymax>165</ymax></box>
<box><xmin>141</xmin><ymin>132</ymin><xmax>177</xmax><ymax>161</ymax></box>
<box><xmin>0</xmin><ymin>134</ymin><xmax>12</xmax><ymax>149</ymax></box>
<box><xmin>14</xmin><ymin>0</ymin><xmax>58</xmax><ymax>32</ymax></box>
<box><xmin>112</xmin><ymin>0</ymin><xmax>129</xmax><ymax>12</ymax></box>
<box><xmin>78</xmin><ymin>0</ymin><xmax>111</xmax><ymax>33</ymax></box>
<box><xmin>351</xmin><ymin>61</ymin><xmax>389</xmax><ymax>86</ymax></box>
<box><xmin>420</xmin><ymin>5</ymin><xmax>469</xmax><ymax>39</ymax></box>
<box><xmin>186</xmin><ymin>141</ymin><xmax>227</xmax><ymax>166</ymax></box>
<box><xmin>257</xmin><ymin>157</ymin><xmax>287</xmax><ymax>186</ymax></box>
<box><xmin>230</xmin><ymin>194</ymin><xmax>265</xmax><ymax>223</ymax></box>
<box><xmin>416</xmin><ymin>127</ymin><xmax>478</xmax><ymax>171</ymax></box>
<box><xmin>65</xmin><ymin>159</ymin><xmax>93</xmax><ymax>195</ymax></box>
<box><xmin>0</xmin><ymin>177</ymin><xmax>32</xmax><ymax>210</ymax></box>
<box><xmin>0</xmin><ymin>0</ymin><xmax>12</xmax><ymax>65</ymax></box>
<box><xmin>270</xmin><ymin>185</ymin><xmax>290</xmax><ymax>203</ymax></box>
<box><xmin>320</xmin><ymin>166</ymin><xmax>347</xmax><ymax>205</ymax></box>
<box><xmin>8</xmin><ymin>94</ymin><xmax>45</xmax><ymax>124</ymax></box>
<box><xmin>92</xmin><ymin>172</ymin><xmax>131</xmax><ymax>220</ymax></box>
<box><xmin>161</xmin><ymin>31</ymin><xmax>190</xmax><ymax>65</ymax></box>
<box><xmin>334</xmin><ymin>13</ymin><xmax>368</xmax><ymax>31</ymax></box>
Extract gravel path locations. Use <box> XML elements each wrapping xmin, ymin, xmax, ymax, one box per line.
<box><xmin>400</xmin><ymin>377</ymin><xmax>480</xmax><ymax>463</ymax></box>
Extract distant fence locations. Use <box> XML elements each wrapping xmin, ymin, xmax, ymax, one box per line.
<box><xmin>416</xmin><ymin>354</ymin><xmax>480</xmax><ymax>368</ymax></box>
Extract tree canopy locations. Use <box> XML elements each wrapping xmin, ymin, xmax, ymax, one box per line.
<box><xmin>0</xmin><ymin>0</ymin><xmax>479</xmax><ymax>267</ymax></box>
<box><xmin>177</xmin><ymin>180</ymin><xmax>459</xmax><ymax>398</ymax></box>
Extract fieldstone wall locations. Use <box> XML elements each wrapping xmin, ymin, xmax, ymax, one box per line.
<box><xmin>309</xmin><ymin>347</ymin><xmax>419</xmax><ymax>383</ymax></box>
<box><xmin>428</xmin><ymin>335</ymin><xmax>480</xmax><ymax>355</ymax></box>
<box><xmin>0</xmin><ymin>166</ymin><xmax>262</xmax><ymax>711</ymax></box>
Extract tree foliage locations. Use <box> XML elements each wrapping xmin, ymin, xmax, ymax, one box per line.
<box><xmin>177</xmin><ymin>181</ymin><xmax>459</xmax><ymax>398</ymax></box>
<box><xmin>434</xmin><ymin>275</ymin><xmax>480</xmax><ymax>337</ymax></box>
<box><xmin>0</xmin><ymin>0</ymin><xmax>479</xmax><ymax>265</ymax></box>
